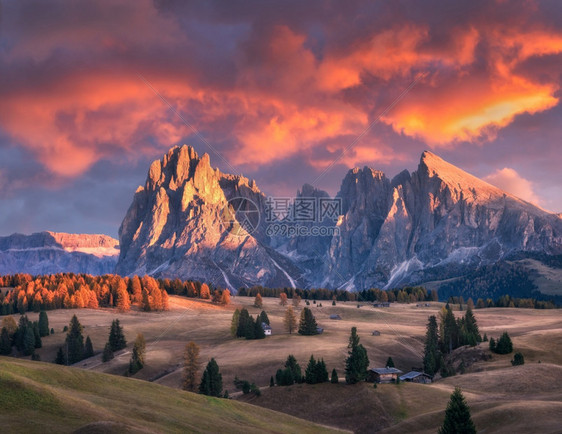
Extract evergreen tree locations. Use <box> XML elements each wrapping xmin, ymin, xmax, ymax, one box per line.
<box><xmin>199</xmin><ymin>358</ymin><xmax>223</xmax><ymax>397</ymax></box>
<box><xmin>254</xmin><ymin>293</ymin><xmax>263</xmax><ymax>309</ymax></box>
<box><xmin>66</xmin><ymin>315</ymin><xmax>85</xmax><ymax>364</ymax></box>
<box><xmin>331</xmin><ymin>368</ymin><xmax>339</xmax><ymax>384</ymax></box>
<box><xmin>0</xmin><ymin>327</ymin><xmax>12</xmax><ymax>355</ymax></box>
<box><xmin>108</xmin><ymin>319</ymin><xmax>127</xmax><ymax>351</ymax></box>
<box><xmin>128</xmin><ymin>333</ymin><xmax>146</xmax><ymax>375</ymax></box>
<box><xmin>315</xmin><ymin>359</ymin><xmax>329</xmax><ymax>383</ymax></box>
<box><xmin>253</xmin><ymin>317</ymin><xmax>266</xmax><ymax>339</ymax></box>
<box><xmin>442</xmin><ymin>306</ymin><xmax>459</xmax><ymax>353</ymax></box>
<box><xmin>14</xmin><ymin>315</ymin><xmax>30</xmax><ymax>352</ymax></box>
<box><xmin>386</xmin><ymin>357</ymin><xmax>395</xmax><ymax>368</ymax></box>
<box><xmin>84</xmin><ymin>336</ymin><xmax>94</xmax><ymax>358</ymax></box>
<box><xmin>438</xmin><ymin>387</ymin><xmax>476</xmax><ymax>434</ymax></box>
<box><xmin>236</xmin><ymin>308</ymin><xmax>250</xmax><ymax>338</ymax></box>
<box><xmin>244</xmin><ymin>315</ymin><xmax>256</xmax><ymax>340</ymax></box>
<box><xmin>495</xmin><ymin>331</ymin><xmax>513</xmax><ymax>354</ymax></box>
<box><xmin>284</xmin><ymin>354</ymin><xmax>302</xmax><ymax>383</ymax></box>
<box><xmin>270</xmin><ymin>376</ymin><xmax>275</xmax><ymax>387</ymax></box>
<box><xmin>298</xmin><ymin>308</ymin><xmax>318</xmax><ymax>335</ymax></box>
<box><xmin>32</xmin><ymin>321</ymin><xmax>42</xmax><ymax>349</ymax></box>
<box><xmin>22</xmin><ymin>324</ymin><xmax>35</xmax><ymax>356</ymax></box>
<box><xmin>511</xmin><ymin>352</ymin><xmax>524</xmax><ymax>366</ymax></box>
<box><xmin>230</xmin><ymin>309</ymin><xmax>240</xmax><ymax>337</ymax></box>
<box><xmin>38</xmin><ymin>311</ymin><xmax>49</xmax><ymax>337</ymax></box>
<box><xmin>345</xmin><ymin>327</ymin><xmax>369</xmax><ymax>384</ymax></box>
<box><xmin>305</xmin><ymin>355</ymin><xmax>317</xmax><ymax>384</ymax></box>
<box><xmin>423</xmin><ymin>315</ymin><xmax>441</xmax><ymax>376</ymax></box>
<box><xmin>102</xmin><ymin>342</ymin><xmax>114</xmax><ymax>362</ymax></box>
<box><xmin>284</xmin><ymin>306</ymin><xmax>297</xmax><ymax>334</ymax></box>
<box><xmin>259</xmin><ymin>310</ymin><xmax>270</xmax><ymax>325</ymax></box>
<box><xmin>489</xmin><ymin>337</ymin><xmax>496</xmax><ymax>352</ymax></box>
<box><xmin>55</xmin><ymin>346</ymin><xmax>66</xmax><ymax>365</ymax></box>
<box><xmin>182</xmin><ymin>341</ymin><xmax>201</xmax><ymax>391</ymax></box>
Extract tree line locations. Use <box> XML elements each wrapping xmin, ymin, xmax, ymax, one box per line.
<box><xmin>0</xmin><ymin>273</ymin><xmax>169</xmax><ymax>315</ymax></box>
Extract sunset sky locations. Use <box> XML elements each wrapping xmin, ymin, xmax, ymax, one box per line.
<box><xmin>1</xmin><ymin>0</ymin><xmax>562</xmax><ymax>238</ymax></box>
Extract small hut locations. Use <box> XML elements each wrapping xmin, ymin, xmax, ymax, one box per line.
<box><xmin>399</xmin><ymin>371</ymin><xmax>432</xmax><ymax>384</ymax></box>
<box><xmin>368</xmin><ymin>367</ymin><xmax>403</xmax><ymax>383</ymax></box>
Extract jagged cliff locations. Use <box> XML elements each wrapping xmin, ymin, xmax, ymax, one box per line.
<box><xmin>116</xmin><ymin>146</ymin><xmax>562</xmax><ymax>291</ymax></box>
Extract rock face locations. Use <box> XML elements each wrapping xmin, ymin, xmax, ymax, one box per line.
<box><xmin>117</xmin><ymin>146</ymin><xmax>562</xmax><ymax>291</ymax></box>
<box><xmin>0</xmin><ymin>232</ymin><xmax>119</xmax><ymax>275</ymax></box>
<box><xmin>116</xmin><ymin>145</ymin><xmax>301</xmax><ymax>290</ymax></box>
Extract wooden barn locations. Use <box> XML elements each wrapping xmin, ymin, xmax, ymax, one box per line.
<box><xmin>399</xmin><ymin>371</ymin><xmax>432</xmax><ymax>384</ymax></box>
<box><xmin>368</xmin><ymin>367</ymin><xmax>403</xmax><ymax>383</ymax></box>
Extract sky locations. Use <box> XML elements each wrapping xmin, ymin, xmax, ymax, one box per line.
<box><xmin>1</xmin><ymin>0</ymin><xmax>562</xmax><ymax>238</ymax></box>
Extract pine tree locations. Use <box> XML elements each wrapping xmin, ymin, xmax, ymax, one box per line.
<box><xmin>244</xmin><ymin>315</ymin><xmax>256</xmax><ymax>339</ymax></box>
<box><xmin>438</xmin><ymin>387</ymin><xmax>476</xmax><ymax>434</ymax></box>
<box><xmin>305</xmin><ymin>355</ymin><xmax>317</xmax><ymax>384</ymax></box>
<box><xmin>108</xmin><ymin>319</ymin><xmax>127</xmax><ymax>351</ymax></box>
<box><xmin>236</xmin><ymin>308</ymin><xmax>250</xmax><ymax>338</ymax></box>
<box><xmin>259</xmin><ymin>310</ymin><xmax>270</xmax><ymax>325</ymax></box>
<box><xmin>298</xmin><ymin>308</ymin><xmax>318</xmax><ymax>335</ymax></box>
<box><xmin>316</xmin><ymin>359</ymin><xmax>329</xmax><ymax>383</ymax></box>
<box><xmin>66</xmin><ymin>315</ymin><xmax>85</xmax><ymax>364</ymax></box>
<box><xmin>386</xmin><ymin>357</ymin><xmax>395</xmax><ymax>368</ymax></box>
<box><xmin>270</xmin><ymin>376</ymin><xmax>275</xmax><ymax>387</ymax></box>
<box><xmin>15</xmin><ymin>315</ymin><xmax>30</xmax><ymax>352</ymax></box>
<box><xmin>55</xmin><ymin>346</ymin><xmax>66</xmax><ymax>365</ymax></box>
<box><xmin>32</xmin><ymin>321</ymin><xmax>42</xmax><ymax>349</ymax></box>
<box><xmin>331</xmin><ymin>368</ymin><xmax>339</xmax><ymax>384</ymax></box>
<box><xmin>495</xmin><ymin>331</ymin><xmax>513</xmax><ymax>354</ymax></box>
<box><xmin>199</xmin><ymin>358</ymin><xmax>223</xmax><ymax>397</ymax></box>
<box><xmin>230</xmin><ymin>309</ymin><xmax>240</xmax><ymax>337</ymax></box>
<box><xmin>423</xmin><ymin>315</ymin><xmax>441</xmax><ymax>376</ymax></box>
<box><xmin>102</xmin><ymin>342</ymin><xmax>114</xmax><ymax>362</ymax></box>
<box><xmin>442</xmin><ymin>306</ymin><xmax>458</xmax><ymax>353</ymax></box>
<box><xmin>254</xmin><ymin>293</ymin><xmax>263</xmax><ymax>309</ymax></box>
<box><xmin>0</xmin><ymin>327</ymin><xmax>12</xmax><ymax>355</ymax></box>
<box><xmin>38</xmin><ymin>311</ymin><xmax>49</xmax><ymax>337</ymax></box>
<box><xmin>129</xmin><ymin>333</ymin><xmax>146</xmax><ymax>375</ymax></box>
<box><xmin>345</xmin><ymin>327</ymin><xmax>369</xmax><ymax>384</ymax></box>
<box><xmin>284</xmin><ymin>354</ymin><xmax>302</xmax><ymax>383</ymax></box>
<box><xmin>253</xmin><ymin>317</ymin><xmax>266</xmax><ymax>339</ymax></box>
<box><xmin>84</xmin><ymin>336</ymin><xmax>94</xmax><ymax>358</ymax></box>
<box><xmin>284</xmin><ymin>306</ymin><xmax>297</xmax><ymax>334</ymax></box>
<box><xmin>182</xmin><ymin>341</ymin><xmax>201</xmax><ymax>391</ymax></box>
<box><xmin>511</xmin><ymin>352</ymin><xmax>524</xmax><ymax>366</ymax></box>
<box><xmin>489</xmin><ymin>337</ymin><xmax>496</xmax><ymax>352</ymax></box>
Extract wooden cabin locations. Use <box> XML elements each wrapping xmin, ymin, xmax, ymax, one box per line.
<box><xmin>399</xmin><ymin>371</ymin><xmax>432</xmax><ymax>384</ymax></box>
<box><xmin>368</xmin><ymin>367</ymin><xmax>403</xmax><ymax>383</ymax></box>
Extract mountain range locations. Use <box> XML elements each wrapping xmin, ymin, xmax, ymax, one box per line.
<box><xmin>2</xmin><ymin>145</ymin><xmax>561</xmax><ymax>299</ymax></box>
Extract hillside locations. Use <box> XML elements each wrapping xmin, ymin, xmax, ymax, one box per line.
<box><xmin>0</xmin><ymin>357</ymin><xmax>343</xmax><ymax>433</ymax></box>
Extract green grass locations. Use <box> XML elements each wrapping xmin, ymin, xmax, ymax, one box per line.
<box><xmin>0</xmin><ymin>357</ymin><xmax>344</xmax><ymax>433</ymax></box>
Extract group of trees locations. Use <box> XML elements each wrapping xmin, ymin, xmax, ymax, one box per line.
<box><xmin>0</xmin><ymin>274</ymin><xmax>169</xmax><ymax>316</ymax></box>
<box><xmin>199</xmin><ymin>358</ymin><xmax>223</xmax><ymax>397</ymax></box>
<box><xmin>447</xmin><ymin>294</ymin><xmax>556</xmax><ymax>310</ymax></box>
<box><xmin>423</xmin><ymin>306</ymin><xmax>482</xmax><ymax>376</ymax></box>
<box><xmin>102</xmin><ymin>319</ymin><xmax>127</xmax><ymax>362</ymax></box>
<box><xmin>489</xmin><ymin>332</ymin><xmax>513</xmax><ymax>354</ymax></box>
<box><xmin>55</xmin><ymin>315</ymin><xmax>94</xmax><ymax>365</ymax></box>
<box><xmin>274</xmin><ymin>355</ymin><xmax>303</xmax><ymax>386</ymax></box>
<box><xmin>231</xmin><ymin>308</ymin><xmax>267</xmax><ymax>340</ymax></box>
<box><xmin>304</xmin><ymin>355</ymin><xmax>329</xmax><ymax>384</ymax></box>
<box><xmin>1</xmin><ymin>312</ymin><xmax>49</xmax><ymax>358</ymax></box>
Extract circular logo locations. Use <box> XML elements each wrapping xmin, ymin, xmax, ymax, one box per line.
<box><xmin>220</xmin><ymin>197</ymin><xmax>261</xmax><ymax>236</ymax></box>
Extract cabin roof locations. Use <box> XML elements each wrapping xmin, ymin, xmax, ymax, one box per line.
<box><xmin>370</xmin><ymin>367</ymin><xmax>403</xmax><ymax>375</ymax></box>
<box><xmin>399</xmin><ymin>371</ymin><xmax>432</xmax><ymax>380</ymax></box>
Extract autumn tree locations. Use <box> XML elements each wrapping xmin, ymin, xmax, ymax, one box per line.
<box><xmin>200</xmin><ymin>284</ymin><xmax>211</xmax><ymax>300</ymax></box>
<box><xmin>298</xmin><ymin>308</ymin><xmax>318</xmax><ymax>335</ymax></box>
<box><xmin>199</xmin><ymin>358</ymin><xmax>223</xmax><ymax>397</ymax></box>
<box><xmin>254</xmin><ymin>293</ymin><xmax>263</xmax><ymax>309</ymax></box>
<box><xmin>279</xmin><ymin>293</ymin><xmax>288</xmax><ymax>306</ymax></box>
<box><xmin>292</xmin><ymin>295</ymin><xmax>301</xmax><ymax>307</ymax></box>
<box><xmin>116</xmin><ymin>286</ymin><xmax>131</xmax><ymax>313</ymax></box>
<box><xmin>182</xmin><ymin>341</ymin><xmax>201</xmax><ymax>392</ymax></box>
<box><xmin>438</xmin><ymin>387</ymin><xmax>476</xmax><ymax>434</ymax></box>
<box><xmin>345</xmin><ymin>327</ymin><xmax>369</xmax><ymax>384</ymax></box>
<box><xmin>128</xmin><ymin>333</ymin><xmax>146</xmax><ymax>375</ymax></box>
<box><xmin>284</xmin><ymin>306</ymin><xmax>297</xmax><ymax>334</ymax></box>
<box><xmin>220</xmin><ymin>289</ymin><xmax>231</xmax><ymax>305</ymax></box>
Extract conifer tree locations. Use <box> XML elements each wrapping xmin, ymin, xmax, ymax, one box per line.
<box><xmin>236</xmin><ymin>308</ymin><xmax>250</xmax><ymax>338</ymax></box>
<box><xmin>182</xmin><ymin>341</ymin><xmax>201</xmax><ymax>391</ymax></box>
<box><xmin>270</xmin><ymin>376</ymin><xmax>275</xmax><ymax>387</ymax></box>
<box><xmin>84</xmin><ymin>336</ymin><xmax>94</xmax><ymax>358</ymax></box>
<box><xmin>199</xmin><ymin>358</ymin><xmax>223</xmax><ymax>397</ymax></box>
<box><xmin>102</xmin><ymin>342</ymin><xmax>114</xmax><ymax>362</ymax></box>
<box><xmin>511</xmin><ymin>352</ymin><xmax>524</xmax><ymax>366</ymax></box>
<box><xmin>108</xmin><ymin>319</ymin><xmax>127</xmax><ymax>351</ymax></box>
<box><xmin>32</xmin><ymin>321</ymin><xmax>41</xmax><ymax>349</ymax></box>
<box><xmin>386</xmin><ymin>357</ymin><xmax>395</xmax><ymax>368</ymax></box>
<box><xmin>438</xmin><ymin>387</ymin><xmax>476</xmax><ymax>434</ymax></box>
<box><xmin>305</xmin><ymin>355</ymin><xmax>317</xmax><ymax>384</ymax></box>
<box><xmin>253</xmin><ymin>317</ymin><xmax>266</xmax><ymax>339</ymax></box>
<box><xmin>495</xmin><ymin>331</ymin><xmax>513</xmax><ymax>354</ymax></box>
<box><xmin>0</xmin><ymin>327</ymin><xmax>11</xmax><ymax>355</ymax></box>
<box><xmin>66</xmin><ymin>315</ymin><xmax>84</xmax><ymax>364</ymax></box>
<box><xmin>423</xmin><ymin>315</ymin><xmax>441</xmax><ymax>376</ymax></box>
<box><xmin>116</xmin><ymin>286</ymin><xmax>131</xmax><ymax>313</ymax></box>
<box><xmin>128</xmin><ymin>333</ymin><xmax>146</xmax><ymax>375</ymax></box>
<box><xmin>298</xmin><ymin>308</ymin><xmax>318</xmax><ymax>335</ymax></box>
<box><xmin>55</xmin><ymin>346</ymin><xmax>66</xmax><ymax>365</ymax></box>
<box><xmin>38</xmin><ymin>311</ymin><xmax>49</xmax><ymax>337</ymax></box>
<box><xmin>331</xmin><ymin>368</ymin><xmax>339</xmax><ymax>384</ymax></box>
<box><xmin>345</xmin><ymin>327</ymin><xmax>369</xmax><ymax>384</ymax></box>
<box><xmin>259</xmin><ymin>310</ymin><xmax>270</xmax><ymax>325</ymax></box>
<box><xmin>284</xmin><ymin>354</ymin><xmax>302</xmax><ymax>383</ymax></box>
<box><xmin>284</xmin><ymin>306</ymin><xmax>297</xmax><ymax>334</ymax></box>
<box><xmin>316</xmin><ymin>359</ymin><xmax>329</xmax><ymax>383</ymax></box>
<box><xmin>489</xmin><ymin>337</ymin><xmax>496</xmax><ymax>352</ymax></box>
<box><xmin>230</xmin><ymin>309</ymin><xmax>240</xmax><ymax>337</ymax></box>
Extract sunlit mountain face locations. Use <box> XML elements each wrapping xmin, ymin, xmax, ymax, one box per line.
<box><xmin>1</xmin><ymin>0</ymin><xmax>562</xmax><ymax>237</ymax></box>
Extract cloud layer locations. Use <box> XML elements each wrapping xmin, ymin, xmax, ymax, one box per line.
<box><xmin>1</xmin><ymin>0</ymin><xmax>561</xmax><ymax>235</ymax></box>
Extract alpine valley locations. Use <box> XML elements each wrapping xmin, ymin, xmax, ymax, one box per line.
<box><xmin>5</xmin><ymin>145</ymin><xmax>562</xmax><ymax>301</ymax></box>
